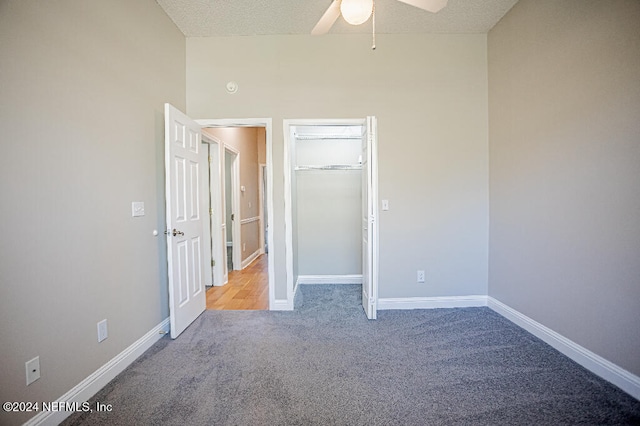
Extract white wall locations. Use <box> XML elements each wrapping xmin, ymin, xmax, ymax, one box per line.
<box><xmin>488</xmin><ymin>0</ymin><xmax>640</xmax><ymax>376</ymax></box>
<box><xmin>0</xmin><ymin>1</ymin><xmax>185</xmax><ymax>424</ymax></box>
<box><xmin>187</xmin><ymin>34</ymin><xmax>489</xmax><ymax>301</ymax></box>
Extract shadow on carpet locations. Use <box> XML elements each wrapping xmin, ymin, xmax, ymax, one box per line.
<box><xmin>63</xmin><ymin>285</ymin><xmax>640</xmax><ymax>425</ymax></box>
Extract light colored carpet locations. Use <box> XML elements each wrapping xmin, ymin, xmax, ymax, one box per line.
<box><xmin>64</xmin><ymin>285</ymin><xmax>640</xmax><ymax>425</ymax></box>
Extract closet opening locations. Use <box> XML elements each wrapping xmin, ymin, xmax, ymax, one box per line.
<box><xmin>284</xmin><ymin>118</ymin><xmax>379</xmax><ymax>318</ymax></box>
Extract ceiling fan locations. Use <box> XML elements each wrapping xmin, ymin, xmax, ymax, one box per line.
<box><xmin>312</xmin><ymin>0</ymin><xmax>449</xmax><ymax>35</ymax></box>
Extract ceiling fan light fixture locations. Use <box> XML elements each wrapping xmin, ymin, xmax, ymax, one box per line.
<box><xmin>340</xmin><ymin>0</ymin><xmax>374</xmax><ymax>25</ymax></box>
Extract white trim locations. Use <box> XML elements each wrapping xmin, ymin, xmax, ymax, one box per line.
<box><xmin>378</xmin><ymin>295</ymin><xmax>488</xmax><ymax>310</ymax></box>
<box><xmin>196</xmin><ymin>118</ymin><xmax>275</xmax><ymax>311</ymax></box>
<box><xmin>240</xmin><ymin>216</ymin><xmax>260</xmax><ymax>225</ymax></box>
<box><xmin>203</xmin><ymin>137</ymin><xmax>224</xmax><ymax>287</ymax></box>
<box><xmin>365</xmin><ymin>115</ymin><xmax>379</xmax><ymax>320</ymax></box>
<box><xmin>224</xmin><ymin>145</ymin><xmax>241</xmax><ymax>272</ymax></box>
<box><xmin>258</xmin><ymin>163</ymin><xmax>267</xmax><ymax>255</ymax></box>
<box><xmin>270</xmin><ymin>299</ymin><xmax>294</xmax><ymax>311</ymax></box>
<box><xmin>199</xmin><ymin>141</ymin><xmax>213</xmax><ymax>288</ymax></box>
<box><xmin>241</xmin><ymin>248</ymin><xmax>261</xmax><ymax>269</ymax></box>
<box><xmin>201</xmin><ymin>131</ymin><xmax>222</xmax><ymax>145</ymax></box>
<box><xmin>24</xmin><ymin>318</ymin><xmax>170</xmax><ymax>426</ymax></box>
<box><xmin>487</xmin><ymin>297</ymin><xmax>640</xmax><ymax>401</ymax></box>
<box><xmin>297</xmin><ymin>274</ymin><xmax>363</xmax><ymax>285</ymax></box>
<box><xmin>283</xmin><ymin>121</ymin><xmax>295</xmax><ymax>309</ymax></box>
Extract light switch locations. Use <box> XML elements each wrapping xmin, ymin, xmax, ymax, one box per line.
<box><xmin>132</xmin><ymin>202</ymin><xmax>145</xmax><ymax>217</ymax></box>
<box><xmin>382</xmin><ymin>200</ymin><xmax>389</xmax><ymax>211</ymax></box>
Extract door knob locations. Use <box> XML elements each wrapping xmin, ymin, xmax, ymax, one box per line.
<box><xmin>165</xmin><ymin>228</ymin><xmax>184</xmax><ymax>236</ymax></box>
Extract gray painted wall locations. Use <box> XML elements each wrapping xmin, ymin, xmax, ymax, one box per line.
<box><xmin>488</xmin><ymin>0</ymin><xmax>640</xmax><ymax>376</ymax></box>
<box><xmin>0</xmin><ymin>1</ymin><xmax>186</xmax><ymax>424</ymax></box>
<box><xmin>187</xmin><ymin>34</ymin><xmax>490</xmax><ymax>300</ymax></box>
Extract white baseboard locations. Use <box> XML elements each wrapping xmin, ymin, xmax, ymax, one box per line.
<box><xmin>270</xmin><ymin>299</ymin><xmax>293</xmax><ymax>311</ymax></box>
<box><xmin>296</xmin><ymin>274</ymin><xmax>363</xmax><ymax>285</ymax></box>
<box><xmin>241</xmin><ymin>248</ymin><xmax>261</xmax><ymax>269</ymax></box>
<box><xmin>24</xmin><ymin>318</ymin><xmax>170</xmax><ymax>426</ymax></box>
<box><xmin>378</xmin><ymin>295</ymin><xmax>488</xmax><ymax>310</ymax></box>
<box><xmin>487</xmin><ymin>297</ymin><xmax>640</xmax><ymax>401</ymax></box>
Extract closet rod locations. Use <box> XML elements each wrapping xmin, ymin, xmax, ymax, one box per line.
<box><xmin>294</xmin><ymin>134</ymin><xmax>362</xmax><ymax>140</ymax></box>
<box><xmin>295</xmin><ymin>164</ymin><xmax>362</xmax><ymax>171</ymax></box>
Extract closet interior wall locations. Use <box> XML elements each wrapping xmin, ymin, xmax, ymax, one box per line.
<box><xmin>293</xmin><ymin>125</ymin><xmax>364</xmax><ymax>279</ymax></box>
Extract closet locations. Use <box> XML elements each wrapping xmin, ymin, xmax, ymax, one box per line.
<box><xmin>285</xmin><ymin>118</ymin><xmax>378</xmax><ymax>319</ymax></box>
<box><xmin>295</xmin><ymin>124</ymin><xmax>363</xmax><ymax>278</ymax></box>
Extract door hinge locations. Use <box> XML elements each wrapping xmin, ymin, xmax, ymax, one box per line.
<box><xmin>211</xmin><ymin>259</ymin><xmax>215</xmax><ymax>267</ymax></box>
<box><xmin>208</xmin><ymin>156</ymin><xmax>213</xmax><ymax>163</ymax></box>
<box><xmin>209</xmin><ymin>208</ymin><xmax>213</xmax><ymax>216</ymax></box>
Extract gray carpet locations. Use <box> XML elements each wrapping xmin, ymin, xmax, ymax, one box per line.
<box><xmin>64</xmin><ymin>285</ymin><xmax>640</xmax><ymax>425</ymax></box>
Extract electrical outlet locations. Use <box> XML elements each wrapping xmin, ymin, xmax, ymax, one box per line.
<box><xmin>97</xmin><ymin>319</ymin><xmax>108</xmax><ymax>343</ymax></box>
<box><xmin>417</xmin><ymin>270</ymin><xmax>426</xmax><ymax>283</ymax></box>
<box><xmin>243</xmin><ymin>243</ymin><xmax>246</xmax><ymax>252</ymax></box>
<box><xmin>26</xmin><ymin>356</ymin><xmax>40</xmax><ymax>386</ymax></box>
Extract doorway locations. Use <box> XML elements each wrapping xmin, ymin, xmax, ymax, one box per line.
<box><xmin>200</xmin><ymin>122</ymin><xmax>274</xmax><ymax>310</ymax></box>
<box><xmin>283</xmin><ymin>118</ymin><xmax>379</xmax><ymax>317</ymax></box>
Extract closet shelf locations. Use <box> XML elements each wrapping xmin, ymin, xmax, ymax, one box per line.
<box><xmin>295</xmin><ymin>164</ymin><xmax>362</xmax><ymax>171</ymax></box>
<box><xmin>294</xmin><ymin>134</ymin><xmax>362</xmax><ymax>140</ymax></box>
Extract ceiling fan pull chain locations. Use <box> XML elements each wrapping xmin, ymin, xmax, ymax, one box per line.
<box><xmin>372</xmin><ymin>0</ymin><xmax>376</xmax><ymax>50</ymax></box>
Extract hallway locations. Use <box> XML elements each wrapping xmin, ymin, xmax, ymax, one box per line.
<box><xmin>206</xmin><ymin>254</ymin><xmax>269</xmax><ymax>310</ymax></box>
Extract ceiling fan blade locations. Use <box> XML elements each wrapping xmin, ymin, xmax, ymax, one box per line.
<box><xmin>396</xmin><ymin>0</ymin><xmax>448</xmax><ymax>13</ymax></box>
<box><xmin>312</xmin><ymin>0</ymin><xmax>341</xmax><ymax>35</ymax></box>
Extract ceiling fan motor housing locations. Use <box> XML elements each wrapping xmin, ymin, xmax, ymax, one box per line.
<box><xmin>340</xmin><ymin>0</ymin><xmax>374</xmax><ymax>25</ymax></box>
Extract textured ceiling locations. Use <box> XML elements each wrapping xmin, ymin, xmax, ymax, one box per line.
<box><xmin>156</xmin><ymin>0</ymin><xmax>519</xmax><ymax>37</ymax></box>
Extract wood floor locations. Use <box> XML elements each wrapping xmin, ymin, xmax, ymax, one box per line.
<box><xmin>206</xmin><ymin>254</ymin><xmax>269</xmax><ymax>310</ymax></box>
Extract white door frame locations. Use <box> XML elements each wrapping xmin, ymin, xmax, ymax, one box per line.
<box><xmin>362</xmin><ymin>116</ymin><xmax>378</xmax><ymax>319</ymax></box>
<box><xmin>282</xmin><ymin>118</ymin><xmax>378</xmax><ymax>312</ymax></box>
<box><xmin>206</xmin><ymin>135</ymin><xmax>230</xmax><ymax>286</ymax></box>
<box><xmin>201</xmin><ymin>132</ymin><xmax>222</xmax><ymax>287</ymax></box>
<box><xmin>258</xmin><ymin>163</ymin><xmax>267</xmax><ymax>255</ymax></box>
<box><xmin>224</xmin><ymin>145</ymin><xmax>241</xmax><ymax>272</ymax></box>
<box><xmin>197</xmin><ymin>118</ymin><xmax>275</xmax><ymax>310</ymax></box>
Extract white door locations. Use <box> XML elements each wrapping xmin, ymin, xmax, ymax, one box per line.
<box><xmin>362</xmin><ymin>116</ymin><xmax>379</xmax><ymax>319</ymax></box>
<box><xmin>165</xmin><ymin>103</ymin><xmax>207</xmax><ymax>338</ymax></box>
